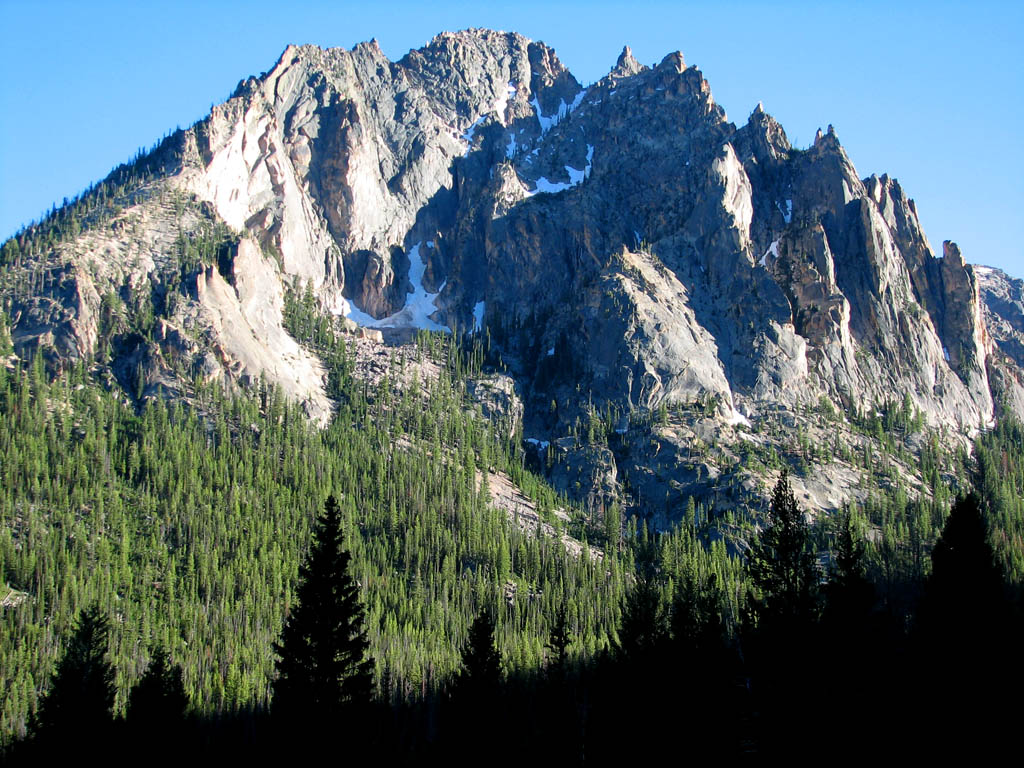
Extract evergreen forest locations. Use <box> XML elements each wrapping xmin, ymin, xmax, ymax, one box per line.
<box><xmin>0</xmin><ymin>300</ymin><xmax>1022</xmax><ymax>761</ymax></box>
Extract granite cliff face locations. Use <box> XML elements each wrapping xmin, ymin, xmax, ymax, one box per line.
<box><xmin>3</xmin><ymin>29</ymin><xmax>1019</xmax><ymax>519</ymax></box>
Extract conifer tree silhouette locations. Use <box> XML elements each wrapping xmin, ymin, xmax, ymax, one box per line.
<box><xmin>915</xmin><ymin>493</ymin><xmax>1012</xmax><ymax>755</ymax></box>
<box><xmin>456</xmin><ymin>610</ymin><xmax>501</xmax><ymax>694</ymax></box>
<box><xmin>924</xmin><ymin>493</ymin><xmax>1004</xmax><ymax>625</ymax></box>
<box><xmin>823</xmin><ymin>509</ymin><xmax>875</xmax><ymax>630</ymax></box>
<box><xmin>31</xmin><ymin>605</ymin><xmax>116</xmax><ymax>750</ymax></box>
<box><xmin>744</xmin><ymin>469</ymin><xmax>821</xmax><ymax>755</ymax></box>
<box><xmin>546</xmin><ymin>603</ymin><xmax>572</xmax><ymax>673</ymax></box>
<box><xmin>272</xmin><ymin>495</ymin><xmax>372</xmax><ymax>723</ymax></box>
<box><xmin>445</xmin><ymin>609</ymin><xmax>503</xmax><ymax>759</ymax></box>
<box><xmin>747</xmin><ymin>468</ymin><xmax>820</xmax><ymax>629</ymax></box>
<box><xmin>126</xmin><ymin>646</ymin><xmax>188</xmax><ymax>728</ymax></box>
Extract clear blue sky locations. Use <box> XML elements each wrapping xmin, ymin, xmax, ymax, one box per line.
<box><xmin>2</xmin><ymin>1</ymin><xmax>1021</xmax><ymax>276</ymax></box>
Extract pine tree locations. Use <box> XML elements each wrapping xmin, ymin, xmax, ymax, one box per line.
<box><xmin>746</xmin><ymin>468</ymin><xmax>820</xmax><ymax>629</ymax></box>
<box><xmin>615</xmin><ymin>576</ymin><xmax>667</xmax><ymax>662</ymax></box>
<box><xmin>546</xmin><ymin>603</ymin><xmax>572</xmax><ymax>673</ymax></box>
<box><xmin>456</xmin><ymin>610</ymin><xmax>501</xmax><ymax>693</ymax></box>
<box><xmin>126</xmin><ymin>646</ymin><xmax>188</xmax><ymax>728</ymax></box>
<box><xmin>744</xmin><ymin>469</ymin><xmax>822</xmax><ymax>755</ymax></box>
<box><xmin>671</xmin><ymin>572</ymin><xmax>725</xmax><ymax>655</ymax></box>
<box><xmin>31</xmin><ymin>606</ymin><xmax>116</xmax><ymax>748</ymax></box>
<box><xmin>924</xmin><ymin>493</ymin><xmax>1004</xmax><ymax>621</ymax></box>
<box><xmin>445</xmin><ymin>609</ymin><xmax>503</xmax><ymax>758</ymax></box>
<box><xmin>823</xmin><ymin>509</ymin><xmax>875</xmax><ymax>629</ymax></box>
<box><xmin>272</xmin><ymin>495</ymin><xmax>373</xmax><ymax>721</ymax></box>
<box><xmin>915</xmin><ymin>493</ymin><xmax>1013</xmax><ymax>753</ymax></box>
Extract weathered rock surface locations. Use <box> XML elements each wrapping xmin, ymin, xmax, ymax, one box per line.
<box><xmin>4</xmin><ymin>27</ymin><xmax>1022</xmax><ymax>523</ymax></box>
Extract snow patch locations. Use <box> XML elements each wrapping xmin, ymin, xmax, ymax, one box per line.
<box><xmin>712</xmin><ymin>145</ymin><xmax>753</xmax><ymax>240</ymax></box>
<box><xmin>473</xmin><ymin>301</ymin><xmax>485</xmax><ymax>332</ymax></box>
<box><xmin>341</xmin><ymin>242</ymin><xmax>450</xmax><ymax>332</ymax></box>
<box><xmin>531</xmin><ymin>97</ymin><xmax>555</xmax><ymax>133</ymax></box>
<box><xmin>943</xmin><ymin>347</ymin><xmax>950</xmax><ymax>362</ymax></box>
<box><xmin>338</xmin><ymin>297</ymin><xmax>379</xmax><ymax>327</ymax></box>
<box><xmin>782</xmin><ymin>199</ymin><xmax>793</xmax><ymax>224</ymax></box>
<box><xmin>531</xmin><ymin>88</ymin><xmax>587</xmax><ymax>134</ymax></box>
<box><xmin>726</xmin><ymin>409</ymin><xmax>751</xmax><ymax>428</ymax></box>
<box><xmin>523</xmin><ymin>146</ymin><xmax>594</xmax><ymax>197</ymax></box>
<box><xmin>463</xmin><ymin>84</ymin><xmax>518</xmax><ymax>155</ymax></box>
<box><xmin>525</xmin><ymin>438</ymin><xmax>550</xmax><ymax>451</ymax></box>
<box><xmin>546</xmin><ymin>347</ymin><xmax>555</xmax><ymax>357</ymax></box>
<box><xmin>759</xmin><ymin>239</ymin><xmax>780</xmax><ymax>267</ymax></box>
<box><xmin>490</xmin><ymin>82</ymin><xmax>514</xmax><ymax>124</ymax></box>
<box><xmin>529</xmin><ymin>177</ymin><xmax>572</xmax><ymax>195</ymax></box>
<box><xmin>462</xmin><ymin>116</ymin><xmax>486</xmax><ymax>154</ymax></box>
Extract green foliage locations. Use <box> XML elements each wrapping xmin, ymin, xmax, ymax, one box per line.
<box><xmin>273</xmin><ymin>495</ymin><xmax>372</xmax><ymax>716</ymax></box>
<box><xmin>615</xmin><ymin>577</ymin><xmax>668</xmax><ymax>661</ymax></box>
<box><xmin>456</xmin><ymin>611</ymin><xmax>502</xmax><ymax>690</ymax></box>
<box><xmin>746</xmin><ymin>469</ymin><xmax>820</xmax><ymax>628</ymax></box>
<box><xmin>30</xmin><ymin>606</ymin><xmax>116</xmax><ymax>743</ymax></box>
<box><xmin>0</xmin><ymin>337</ymin><xmax>627</xmax><ymax>743</ymax></box>
<box><xmin>823</xmin><ymin>509</ymin><xmax>876</xmax><ymax>628</ymax></box>
<box><xmin>126</xmin><ymin>646</ymin><xmax>188</xmax><ymax>726</ymax></box>
<box><xmin>975</xmin><ymin>415</ymin><xmax>1024</xmax><ymax>582</ymax></box>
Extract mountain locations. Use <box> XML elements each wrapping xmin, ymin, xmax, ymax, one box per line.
<box><xmin>3</xmin><ymin>28</ymin><xmax>1021</xmax><ymax>523</ymax></box>
<box><xmin>6</xmin><ymin>28</ymin><xmax>1024</xmax><ymax>757</ymax></box>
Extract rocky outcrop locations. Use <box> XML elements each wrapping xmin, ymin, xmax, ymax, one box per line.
<box><xmin>4</xmin><ymin>27</ymin><xmax>1021</xmax><ymax>520</ymax></box>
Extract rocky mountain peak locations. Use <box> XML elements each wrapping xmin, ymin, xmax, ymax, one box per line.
<box><xmin>611</xmin><ymin>45</ymin><xmax>643</xmax><ymax>77</ymax></box>
<box><xmin>4</xmin><ymin>27</ymin><xmax>1021</xmax><ymax>521</ymax></box>
<box><xmin>657</xmin><ymin>50</ymin><xmax>686</xmax><ymax>73</ymax></box>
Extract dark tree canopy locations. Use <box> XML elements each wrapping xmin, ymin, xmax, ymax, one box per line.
<box><xmin>823</xmin><ymin>509</ymin><xmax>876</xmax><ymax>629</ymax></box>
<box><xmin>616</xmin><ymin>576</ymin><xmax>667</xmax><ymax>662</ymax></box>
<box><xmin>672</xmin><ymin>572</ymin><xmax>726</xmax><ymax>655</ymax></box>
<box><xmin>921</xmin><ymin>493</ymin><xmax>1005</xmax><ymax>634</ymax></box>
<box><xmin>546</xmin><ymin>603</ymin><xmax>572</xmax><ymax>673</ymax></box>
<box><xmin>458</xmin><ymin>610</ymin><xmax>501</xmax><ymax>692</ymax></box>
<box><xmin>272</xmin><ymin>495</ymin><xmax>373</xmax><ymax>719</ymax></box>
<box><xmin>32</xmin><ymin>606</ymin><xmax>116</xmax><ymax>742</ymax></box>
<box><xmin>126</xmin><ymin>646</ymin><xmax>189</xmax><ymax>726</ymax></box>
<box><xmin>746</xmin><ymin>468</ymin><xmax>820</xmax><ymax>629</ymax></box>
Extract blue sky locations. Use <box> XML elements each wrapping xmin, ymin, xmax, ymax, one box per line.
<box><xmin>2</xmin><ymin>0</ymin><xmax>1021</xmax><ymax>276</ymax></box>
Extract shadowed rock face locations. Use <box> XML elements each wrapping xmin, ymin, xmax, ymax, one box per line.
<box><xmin>4</xmin><ymin>28</ymin><xmax>1020</xmax><ymax>510</ymax></box>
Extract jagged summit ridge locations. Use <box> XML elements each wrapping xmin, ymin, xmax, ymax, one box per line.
<box><xmin>1</xmin><ymin>28</ymin><xmax>1013</xmax><ymax>483</ymax></box>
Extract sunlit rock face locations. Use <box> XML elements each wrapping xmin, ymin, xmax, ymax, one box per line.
<box><xmin>6</xmin><ymin>28</ymin><xmax>1019</xmax><ymax>512</ymax></box>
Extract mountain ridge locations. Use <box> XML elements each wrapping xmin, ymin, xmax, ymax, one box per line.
<box><xmin>3</xmin><ymin>27</ymin><xmax>1021</xmax><ymax>521</ymax></box>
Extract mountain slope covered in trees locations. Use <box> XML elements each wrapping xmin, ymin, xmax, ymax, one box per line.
<box><xmin>2</xmin><ymin>28</ymin><xmax>1023</xmax><ymax>758</ymax></box>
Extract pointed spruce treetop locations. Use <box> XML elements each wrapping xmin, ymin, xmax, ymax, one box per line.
<box><xmin>272</xmin><ymin>495</ymin><xmax>373</xmax><ymax>719</ymax></box>
<box><xmin>747</xmin><ymin>468</ymin><xmax>821</xmax><ymax>628</ymax></box>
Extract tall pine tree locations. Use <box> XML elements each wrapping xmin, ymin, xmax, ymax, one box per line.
<box><xmin>743</xmin><ymin>469</ymin><xmax>822</xmax><ymax>755</ymax></box>
<box><xmin>126</xmin><ymin>646</ymin><xmax>188</xmax><ymax>728</ymax></box>
<box><xmin>746</xmin><ymin>468</ymin><xmax>820</xmax><ymax>629</ymax></box>
<box><xmin>272</xmin><ymin>495</ymin><xmax>373</xmax><ymax>721</ymax></box>
<box><xmin>30</xmin><ymin>606</ymin><xmax>116</xmax><ymax>753</ymax></box>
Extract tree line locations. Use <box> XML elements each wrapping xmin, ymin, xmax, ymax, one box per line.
<box><xmin>1</xmin><ymin>300</ymin><xmax>1023</xmax><ymax>757</ymax></box>
<box><xmin>9</xmin><ymin>465</ymin><xmax>1020</xmax><ymax>761</ymax></box>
